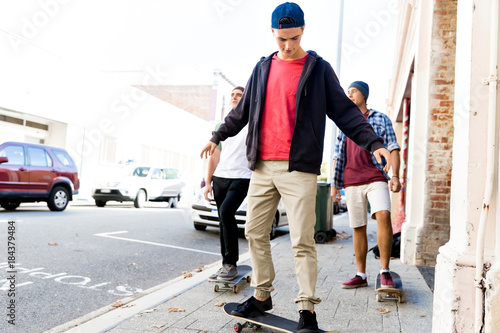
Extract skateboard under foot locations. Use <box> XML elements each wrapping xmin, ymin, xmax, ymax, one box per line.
<box><xmin>375</xmin><ymin>271</ymin><xmax>404</xmax><ymax>302</ymax></box>
<box><xmin>223</xmin><ymin>302</ymin><xmax>333</xmax><ymax>333</ymax></box>
<box><xmin>208</xmin><ymin>265</ymin><xmax>252</xmax><ymax>293</ymax></box>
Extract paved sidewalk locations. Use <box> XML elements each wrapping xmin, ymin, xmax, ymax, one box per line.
<box><xmin>53</xmin><ymin>213</ymin><xmax>434</xmax><ymax>333</ymax></box>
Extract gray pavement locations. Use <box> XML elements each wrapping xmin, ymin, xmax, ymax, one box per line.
<box><xmin>48</xmin><ymin>212</ymin><xmax>434</xmax><ymax>333</ymax></box>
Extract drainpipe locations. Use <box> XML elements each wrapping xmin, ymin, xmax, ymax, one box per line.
<box><xmin>474</xmin><ymin>0</ymin><xmax>499</xmax><ymax>332</ymax></box>
<box><xmin>393</xmin><ymin>98</ymin><xmax>409</xmax><ymax>233</ymax></box>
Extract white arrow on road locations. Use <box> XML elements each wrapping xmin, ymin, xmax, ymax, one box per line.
<box><xmin>94</xmin><ymin>231</ymin><xmax>219</xmax><ymax>256</ymax></box>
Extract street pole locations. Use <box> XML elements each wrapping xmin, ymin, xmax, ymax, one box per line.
<box><xmin>327</xmin><ymin>0</ymin><xmax>345</xmax><ymax>184</ymax></box>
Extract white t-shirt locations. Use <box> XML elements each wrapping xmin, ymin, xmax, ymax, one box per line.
<box><xmin>213</xmin><ymin>124</ymin><xmax>252</xmax><ymax>179</ymax></box>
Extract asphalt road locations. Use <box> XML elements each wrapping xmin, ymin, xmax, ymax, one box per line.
<box><xmin>0</xmin><ymin>203</ymin><xmax>250</xmax><ymax>332</ymax></box>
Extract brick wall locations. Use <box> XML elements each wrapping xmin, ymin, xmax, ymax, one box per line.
<box><xmin>134</xmin><ymin>85</ymin><xmax>212</xmax><ymax>121</ymax></box>
<box><xmin>416</xmin><ymin>0</ymin><xmax>457</xmax><ymax>266</ymax></box>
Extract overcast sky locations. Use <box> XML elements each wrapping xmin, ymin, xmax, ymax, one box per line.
<box><xmin>1</xmin><ymin>0</ymin><xmax>399</xmax><ymax>110</ymax></box>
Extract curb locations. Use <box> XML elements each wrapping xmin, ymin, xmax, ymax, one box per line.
<box><xmin>44</xmin><ymin>250</ymin><xmax>253</xmax><ymax>333</ymax></box>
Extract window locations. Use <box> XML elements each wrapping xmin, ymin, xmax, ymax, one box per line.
<box><xmin>0</xmin><ymin>145</ymin><xmax>25</xmax><ymax>165</ymax></box>
<box><xmin>151</xmin><ymin>168</ymin><xmax>162</xmax><ymax>179</ymax></box>
<box><xmin>28</xmin><ymin>147</ymin><xmax>53</xmax><ymax>167</ymax></box>
<box><xmin>132</xmin><ymin>167</ymin><xmax>150</xmax><ymax>177</ymax></box>
<box><xmin>53</xmin><ymin>150</ymin><xmax>74</xmax><ymax>167</ymax></box>
<box><xmin>164</xmin><ymin>168</ymin><xmax>179</xmax><ymax>179</ymax></box>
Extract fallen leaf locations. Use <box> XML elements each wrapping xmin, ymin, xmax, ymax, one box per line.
<box><xmin>376</xmin><ymin>308</ymin><xmax>391</xmax><ymax>314</ymax></box>
<box><xmin>128</xmin><ymin>262</ymin><xmax>137</xmax><ymax>266</ymax></box>
<box><xmin>168</xmin><ymin>307</ymin><xmax>185</xmax><ymax>313</ymax></box>
<box><xmin>112</xmin><ymin>300</ymin><xmax>123</xmax><ymax>308</ymax></box>
<box><xmin>142</xmin><ymin>309</ymin><xmax>156</xmax><ymax>314</ymax></box>
<box><xmin>48</xmin><ymin>242</ymin><xmax>58</xmax><ymax>246</ymax></box>
<box><xmin>111</xmin><ymin>300</ymin><xmax>134</xmax><ymax>309</ymax></box>
<box><xmin>215</xmin><ymin>301</ymin><xmax>226</xmax><ymax>307</ymax></box>
<box><xmin>335</xmin><ymin>231</ymin><xmax>352</xmax><ymax>240</ymax></box>
<box><xmin>194</xmin><ymin>268</ymin><xmax>202</xmax><ymax>272</ymax></box>
<box><xmin>151</xmin><ymin>324</ymin><xmax>165</xmax><ymax>328</ymax></box>
<box><xmin>337</xmin><ymin>246</ymin><xmax>344</xmax><ymax>249</ymax></box>
<box><xmin>184</xmin><ymin>272</ymin><xmax>193</xmax><ymax>278</ymax></box>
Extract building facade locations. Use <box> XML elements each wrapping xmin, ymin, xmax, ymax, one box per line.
<box><xmin>0</xmin><ymin>29</ymin><xmax>214</xmax><ymax>201</ymax></box>
<box><xmin>387</xmin><ymin>1</ymin><xmax>500</xmax><ymax>331</ymax></box>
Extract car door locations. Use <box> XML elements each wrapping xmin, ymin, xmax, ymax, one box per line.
<box><xmin>26</xmin><ymin>146</ymin><xmax>56</xmax><ymax>196</ymax></box>
<box><xmin>161</xmin><ymin>168</ymin><xmax>184</xmax><ymax>197</ymax></box>
<box><xmin>146</xmin><ymin>168</ymin><xmax>165</xmax><ymax>200</ymax></box>
<box><xmin>0</xmin><ymin>144</ymin><xmax>29</xmax><ymax>197</ymax></box>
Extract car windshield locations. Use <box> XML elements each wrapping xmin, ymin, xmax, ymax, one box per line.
<box><xmin>131</xmin><ymin>167</ymin><xmax>150</xmax><ymax>177</ymax></box>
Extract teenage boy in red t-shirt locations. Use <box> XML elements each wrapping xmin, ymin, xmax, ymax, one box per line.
<box><xmin>200</xmin><ymin>3</ymin><xmax>393</xmax><ymax>332</ymax></box>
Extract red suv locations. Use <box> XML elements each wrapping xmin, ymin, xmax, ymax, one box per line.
<box><xmin>0</xmin><ymin>142</ymin><xmax>80</xmax><ymax>211</ymax></box>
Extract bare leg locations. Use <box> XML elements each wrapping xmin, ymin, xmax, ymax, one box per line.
<box><xmin>374</xmin><ymin>210</ymin><xmax>393</xmax><ymax>270</ymax></box>
<box><xmin>353</xmin><ymin>225</ymin><xmax>368</xmax><ymax>274</ymax></box>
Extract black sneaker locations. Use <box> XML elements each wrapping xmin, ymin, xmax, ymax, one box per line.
<box><xmin>297</xmin><ymin>310</ymin><xmax>319</xmax><ymax>333</ymax></box>
<box><xmin>230</xmin><ymin>296</ymin><xmax>273</xmax><ymax>318</ymax></box>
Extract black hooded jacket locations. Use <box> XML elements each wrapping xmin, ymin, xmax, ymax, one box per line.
<box><xmin>210</xmin><ymin>51</ymin><xmax>384</xmax><ymax>175</ymax></box>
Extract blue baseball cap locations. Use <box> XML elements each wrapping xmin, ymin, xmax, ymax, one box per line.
<box><xmin>349</xmin><ymin>81</ymin><xmax>369</xmax><ymax>101</ymax></box>
<box><xmin>271</xmin><ymin>2</ymin><xmax>305</xmax><ymax>29</ymax></box>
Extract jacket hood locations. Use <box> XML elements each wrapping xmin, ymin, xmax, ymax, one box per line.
<box><xmin>261</xmin><ymin>50</ymin><xmax>322</xmax><ymax>63</ymax></box>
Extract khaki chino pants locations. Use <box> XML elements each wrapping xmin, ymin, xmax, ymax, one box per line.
<box><xmin>245</xmin><ymin>160</ymin><xmax>321</xmax><ymax>311</ymax></box>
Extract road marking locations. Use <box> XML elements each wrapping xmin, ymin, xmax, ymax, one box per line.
<box><xmin>94</xmin><ymin>231</ymin><xmax>219</xmax><ymax>256</ymax></box>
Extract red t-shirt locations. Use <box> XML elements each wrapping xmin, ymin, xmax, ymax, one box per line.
<box><xmin>343</xmin><ymin>112</ymin><xmax>387</xmax><ymax>187</ymax></box>
<box><xmin>259</xmin><ymin>54</ymin><xmax>308</xmax><ymax>160</ymax></box>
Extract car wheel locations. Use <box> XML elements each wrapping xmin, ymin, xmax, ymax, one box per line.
<box><xmin>47</xmin><ymin>186</ymin><xmax>69</xmax><ymax>211</ymax></box>
<box><xmin>1</xmin><ymin>201</ymin><xmax>20</xmax><ymax>211</ymax></box>
<box><xmin>95</xmin><ymin>200</ymin><xmax>106</xmax><ymax>207</ymax></box>
<box><xmin>134</xmin><ymin>189</ymin><xmax>146</xmax><ymax>208</ymax></box>
<box><xmin>194</xmin><ymin>223</ymin><xmax>207</xmax><ymax>231</ymax></box>
<box><xmin>269</xmin><ymin>212</ymin><xmax>279</xmax><ymax>240</ymax></box>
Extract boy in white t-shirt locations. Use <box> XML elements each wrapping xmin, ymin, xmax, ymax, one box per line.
<box><xmin>205</xmin><ymin>86</ymin><xmax>252</xmax><ymax>280</ymax></box>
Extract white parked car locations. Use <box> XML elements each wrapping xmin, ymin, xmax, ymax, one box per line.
<box><xmin>92</xmin><ymin>166</ymin><xmax>184</xmax><ymax>208</ymax></box>
<box><xmin>191</xmin><ymin>188</ymin><xmax>288</xmax><ymax>239</ymax></box>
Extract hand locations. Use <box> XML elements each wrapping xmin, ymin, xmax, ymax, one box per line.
<box><xmin>389</xmin><ymin>176</ymin><xmax>401</xmax><ymax>192</ymax></box>
<box><xmin>373</xmin><ymin>147</ymin><xmax>392</xmax><ymax>172</ymax></box>
<box><xmin>200</xmin><ymin>142</ymin><xmax>217</xmax><ymax>159</ymax></box>
<box><xmin>203</xmin><ymin>183</ymin><xmax>213</xmax><ymax>201</ymax></box>
<box><xmin>330</xmin><ymin>187</ymin><xmax>341</xmax><ymax>203</ymax></box>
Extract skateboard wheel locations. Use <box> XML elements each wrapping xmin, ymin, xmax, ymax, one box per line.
<box><xmin>398</xmin><ymin>295</ymin><xmax>404</xmax><ymax>303</ymax></box>
<box><xmin>233</xmin><ymin>285</ymin><xmax>239</xmax><ymax>293</ymax></box>
<box><xmin>246</xmin><ymin>276</ymin><xmax>251</xmax><ymax>283</ymax></box>
<box><xmin>234</xmin><ymin>323</ymin><xmax>242</xmax><ymax>332</ymax></box>
<box><xmin>214</xmin><ymin>284</ymin><xmax>219</xmax><ymax>292</ymax></box>
<box><xmin>376</xmin><ymin>294</ymin><xmax>382</xmax><ymax>302</ymax></box>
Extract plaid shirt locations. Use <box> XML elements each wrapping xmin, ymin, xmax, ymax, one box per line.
<box><xmin>332</xmin><ymin>109</ymin><xmax>400</xmax><ymax>189</ymax></box>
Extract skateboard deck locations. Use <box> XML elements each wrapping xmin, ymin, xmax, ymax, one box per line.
<box><xmin>375</xmin><ymin>271</ymin><xmax>404</xmax><ymax>302</ymax></box>
<box><xmin>208</xmin><ymin>265</ymin><xmax>252</xmax><ymax>293</ymax></box>
<box><xmin>223</xmin><ymin>302</ymin><xmax>333</xmax><ymax>333</ymax></box>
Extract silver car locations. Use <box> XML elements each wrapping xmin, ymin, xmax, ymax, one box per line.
<box><xmin>191</xmin><ymin>188</ymin><xmax>288</xmax><ymax>239</ymax></box>
<box><xmin>92</xmin><ymin>166</ymin><xmax>184</xmax><ymax>208</ymax></box>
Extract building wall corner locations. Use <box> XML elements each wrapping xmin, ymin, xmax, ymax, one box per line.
<box><xmin>432</xmin><ymin>244</ymin><xmax>475</xmax><ymax>333</ymax></box>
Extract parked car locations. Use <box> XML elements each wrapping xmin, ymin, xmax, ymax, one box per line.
<box><xmin>333</xmin><ymin>188</ymin><xmax>347</xmax><ymax>214</ymax></box>
<box><xmin>191</xmin><ymin>188</ymin><xmax>288</xmax><ymax>239</ymax></box>
<box><xmin>0</xmin><ymin>141</ymin><xmax>80</xmax><ymax>211</ymax></box>
<box><xmin>91</xmin><ymin>166</ymin><xmax>184</xmax><ymax>208</ymax></box>
<box><xmin>339</xmin><ymin>188</ymin><xmax>347</xmax><ymax>212</ymax></box>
